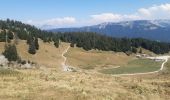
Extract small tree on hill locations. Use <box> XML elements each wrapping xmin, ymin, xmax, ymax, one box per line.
<box><xmin>35</xmin><ymin>38</ymin><xmax>39</xmax><ymax>50</ymax></box>
<box><xmin>54</xmin><ymin>39</ymin><xmax>59</xmax><ymax>48</ymax></box>
<box><xmin>70</xmin><ymin>42</ymin><xmax>74</xmax><ymax>47</ymax></box>
<box><xmin>28</xmin><ymin>41</ymin><xmax>36</xmax><ymax>54</ymax></box>
<box><xmin>3</xmin><ymin>44</ymin><xmax>19</xmax><ymax>61</ymax></box>
<box><xmin>7</xmin><ymin>31</ymin><xmax>14</xmax><ymax>40</ymax></box>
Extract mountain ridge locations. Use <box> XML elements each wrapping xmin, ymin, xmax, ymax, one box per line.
<box><xmin>49</xmin><ymin>20</ymin><xmax>170</xmax><ymax>42</ymax></box>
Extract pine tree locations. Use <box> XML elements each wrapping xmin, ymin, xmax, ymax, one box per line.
<box><xmin>27</xmin><ymin>35</ymin><xmax>32</xmax><ymax>44</ymax></box>
<box><xmin>54</xmin><ymin>39</ymin><xmax>59</xmax><ymax>48</ymax></box>
<box><xmin>35</xmin><ymin>38</ymin><xmax>39</xmax><ymax>50</ymax></box>
<box><xmin>3</xmin><ymin>44</ymin><xmax>19</xmax><ymax>61</ymax></box>
<box><xmin>0</xmin><ymin>31</ymin><xmax>6</xmax><ymax>42</ymax></box>
<box><xmin>7</xmin><ymin>31</ymin><xmax>14</xmax><ymax>40</ymax></box>
<box><xmin>28</xmin><ymin>41</ymin><xmax>36</xmax><ymax>54</ymax></box>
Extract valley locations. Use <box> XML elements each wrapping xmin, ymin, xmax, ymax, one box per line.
<box><xmin>0</xmin><ymin>19</ymin><xmax>170</xmax><ymax>100</ymax></box>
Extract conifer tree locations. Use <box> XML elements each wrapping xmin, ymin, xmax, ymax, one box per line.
<box><xmin>35</xmin><ymin>38</ymin><xmax>39</xmax><ymax>50</ymax></box>
<box><xmin>28</xmin><ymin>41</ymin><xmax>36</xmax><ymax>54</ymax></box>
<box><xmin>3</xmin><ymin>44</ymin><xmax>19</xmax><ymax>61</ymax></box>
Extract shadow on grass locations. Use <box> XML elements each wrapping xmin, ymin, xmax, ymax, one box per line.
<box><xmin>0</xmin><ymin>68</ymin><xmax>20</xmax><ymax>76</ymax></box>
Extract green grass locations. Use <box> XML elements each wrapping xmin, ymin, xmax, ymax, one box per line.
<box><xmin>0</xmin><ymin>68</ymin><xmax>20</xmax><ymax>76</ymax></box>
<box><xmin>99</xmin><ymin>59</ymin><xmax>163</xmax><ymax>75</ymax></box>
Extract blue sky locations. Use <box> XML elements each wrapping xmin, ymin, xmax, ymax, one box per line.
<box><xmin>0</xmin><ymin>0</ymin><xmax>170</xmax><ymax>29</ymax></box>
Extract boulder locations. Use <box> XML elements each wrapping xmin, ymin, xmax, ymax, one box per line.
<box><xmin>0</xmin><ymin>55</ymin><xmax>9</xmax><ymax>66</ymax></box>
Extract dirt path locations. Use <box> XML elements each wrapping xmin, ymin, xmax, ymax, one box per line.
<box><xmin>61</xmin><ymin>46</ymin><xmax>72</xmax><ymax>71</ymax></box>
<box><xmin>112</xmin><ymin>56</ymin><xmax>170</xmax><ymax>76</ymax></box>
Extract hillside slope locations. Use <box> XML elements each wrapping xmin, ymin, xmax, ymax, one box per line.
<box><xmin>0</xmin><ymin>40</ymin><xmax>69</xmax><ymax>70</ymax></box>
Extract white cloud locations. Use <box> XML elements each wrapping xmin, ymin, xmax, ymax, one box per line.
<box><xmin>138</xmin><ymin>3</ymin><xmax>170</xmax><ymax>19</ymax></box>
<box><xmin>90</xmin><ymin>13</ymin><xmax>141</xmax><ymax>24</ymax></box>
<box><xmin>89</xmin><ymin>3</ymin><xmax>170</xmax><ymax>24</ymax></box>
<box><xmin>44</xmin><ymin>17</ymin><xmax>76</xmax><ymax>26</ymax></box>
<box><xmin>138</xmin><ymin>8</ymin><xmax>151</xmax><ymax>17</ymax></box>
<box><xmin>25</xmin><ymin>17</ymin><xmax>76</xmax><ymax>29</ymax></box>
<box><xmin>90</xmin><ymin>13</ymin><xmax>122</xmax><ymax>23</ymax></box>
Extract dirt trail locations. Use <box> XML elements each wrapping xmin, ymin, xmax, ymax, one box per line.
<box><xmin>61</xmin><ymin>46</ymin><xmax>72</xmax><ymax>71</ymax></box>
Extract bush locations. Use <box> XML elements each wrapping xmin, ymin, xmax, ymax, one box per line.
<box><xmin>70</xmin><ymin>43</ymin><xmax>74</xmax><ymax>47</ymax></box>
<box><xmin>54</xmin><ymin>41</ymin><xmax>59</xmax><ymax>48</ymax></box>
<box><xmin>17</xmin><ymin>59</ymin><xmax>26</xmax><ymax>65</ymax></box>
<box><xmin>21</xmin><ymin>60</ymin><xmax>26</xmax><ymax>65</ymax></box>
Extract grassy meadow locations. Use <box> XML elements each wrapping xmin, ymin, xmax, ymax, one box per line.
<box><xmin>99</xmin><ymin>59</ymin><xmax>163</xmax><ymax>74</ymax></box>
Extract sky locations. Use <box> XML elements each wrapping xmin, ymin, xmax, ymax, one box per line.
<box><xmin>0</xmin><ymin>0</ymin><xmax>170</xmax><ymax>29</ymax></box>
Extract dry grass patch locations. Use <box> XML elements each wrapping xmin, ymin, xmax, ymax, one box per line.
<box><xmin>1</xmin><ymin>69</ymin><xmax>170</xmax><ymax>100</ymax></box>
<box><xmin>0</xmin><ymin>42</ymin><xmax>5</xmax><ymax>53</ymax></box>
<box><xmin>66</xmin><ymin>47</ymin><xmax>134</xmax><ymax>70</ymax></box>
<box><xmin>16</xmin><ymin>40</ymin><xmax>69</xmax><ymax>70</ymax></box>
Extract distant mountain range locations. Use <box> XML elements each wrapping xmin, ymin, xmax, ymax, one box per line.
<box><xmin>49</xmin><ymin>20</ymin><xmax>170</xmax><ymax>42</ymax></box>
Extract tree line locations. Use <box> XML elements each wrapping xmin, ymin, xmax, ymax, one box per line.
<box><xmin>57</xmin><ymin>32</ymin><xmax>170</xmax><ymax>54</ymax></box>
